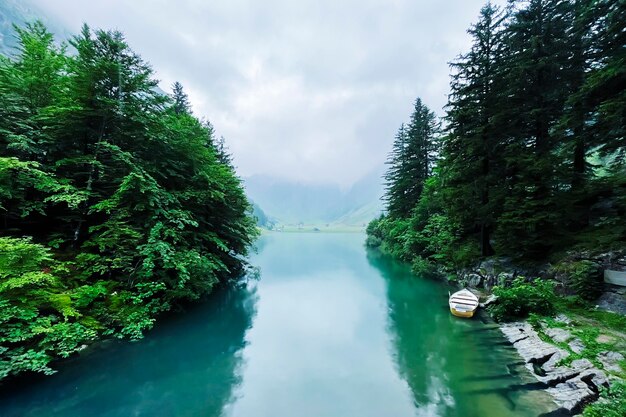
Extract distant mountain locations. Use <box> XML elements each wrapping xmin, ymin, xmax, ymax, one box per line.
<box><xmin>250</xmin><ymin>201</ymin><xmax>278</xmax><ymax>229</ymax></box>
<box><xmin>330</xmin><ymin>200</ymin><xmax>383</xmax><ymax>227</ymax></box>
<box><xmin>244</xmin><ymin>167</ymin><xmax>385</xmax><ymax>226</ymax></box>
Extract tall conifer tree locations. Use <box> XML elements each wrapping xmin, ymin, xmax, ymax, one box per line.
<box><xmin>442</xmin><ymin>2</ymin><xmax>507</xmax><ymax>256</ymax></box>
<box><xmin>383</xmin><ymin>100</ymin><xmax>438</xmax><ymax>218</ymax></box>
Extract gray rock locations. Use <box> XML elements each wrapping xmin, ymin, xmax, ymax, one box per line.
<box><xmin>479</xmin><ymin>294</ymin><xmax>498</xmax><ymax>308</ymax></box>
<box><xmin>579</xmin><ymin>368</ymin><xmax>608</xmax><ymax>390</ymax></box>
<box><xmin>496</xmin><ymin>272</ymin><xmax>513</xmax><ymax>287</ymax></box>
<box><xmin>535</xmin><ymin>356</ymin><xmax>579</xmax><ymax>385</ymax></box>
<box><xmin>500</xmin><ymin>322</ymin><xmax>535</xmax><ymax>345</ymax></box>
<box><xmin>568</xmin><ymin>338</ymin><xmax>585</xmax><ymax>354</ymax></box>
<box><xmin>467</xmin><ymin>273</ymin><xmax>483</xmax><ymax>288</ymax></box>
<box><xmin>545</xmin><ymin>327</ymin><xmax>572</xmax><ymax>343</ymax></box>
<box><xmin>478</xmin><ymin>259</ymin><xmax>498</xmax><ymax>276</ymax></box>
<box><xmin>597</xmin><ymin>351</ymin><xmax>625</xmax><ymax>373</ymax></box>
<box><xmin>570</xmin><ymin>358</ymin><xmax>595</xmax><ymax>372</ymax></box>
<box><xmin>501</xmin><ymin>322</ymin><xmax>610</xmax><ymax>413</ymax></box>
<box><xmin>546</xmin><ymin>366</ymin><xmax>608</xmax><ymax>413</ymax></box>
<box><xmin>596</xmin><ymin>291</ymin><xmax>626</xmax><ymax>315</ymax></box>
<box><xmin>501</xmin><ymin>323</ymin><xmax>568</xmax><ymax>365</ymax></box>
<box><xmin>483</xmin><ymin>274</ymin><xmax>497</xmax><ymax>290</ymax></box>
<box><xmin>547</xmin><ymin>379</ymin><xmax>596</xmax><ymax>413</ymax></box>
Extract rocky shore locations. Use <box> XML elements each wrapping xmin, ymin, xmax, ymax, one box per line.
<box><xmin>459</xmin><ymin>253</ymin><xmax>626</xmax><ymax>415</ymax></box>
<box><xmin>499</xmin><ymin>318</ymin><xmax>624</xmax><ymax>415</ymax></box>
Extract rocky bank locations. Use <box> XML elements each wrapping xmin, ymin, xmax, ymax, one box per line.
<box><xmin>458</xmin><ymin>254</ymin><xmax>626</xmax><ymax>415</ymax></box>
<box><xmin>500</xmin><ymin>318</ymin><xmax>624</xmax><ymax>415</ymax></box>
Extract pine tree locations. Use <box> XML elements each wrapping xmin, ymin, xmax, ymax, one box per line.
<box><xmin>405</xmin><ymin>98</ymin><xmax>438</xmax><ymax>188</ymax></box>
<box><xmin>581</xmin><ymin>0</ymin><xmax>625</xmax><ymax>165</ymax></box>
<box><xmin>383</xmin><ymin>100</ymin><xmax>438</xmax><ymax>219</ymax></box>
<box><xmin>559</xmin><ymin>0</ymin><xmax>595</xmax><ymax>189</ymax></box>
<box><xmin>442</xmin><ymin>2</ymin><xmax>507</xmax><ymax>256</ymax></box>
<box><xmin>0</xmin><ymin>21</ymin><xmax>66</xmax><ymax>160</ymax></box>
<box><xmin>494</xmin><ymin>0</ymin><xmax>573</xmax><ymax>257</ymax></box>
<box><xmin>384</xmin><ymin>123</ymin><xmax>409</xmax><ymax>217</ymax></box>
<box><xmin>172</xmin><ymin>81</ymin><xmax>191</xmax><ymax>115</ymax></box>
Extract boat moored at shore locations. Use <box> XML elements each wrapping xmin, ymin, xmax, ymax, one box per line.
<box><xmin>449</xmin><ymin>289</ymin><xmax>479</xmax><ymax>318</ymax></box>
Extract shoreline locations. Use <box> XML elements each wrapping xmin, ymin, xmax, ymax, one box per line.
<box><xmin>498</xmin><ymin>319</ymin><xmax>612</xmax><ymax>416</ymax></box>
<box><xmin>465</xmin><ymin>277</ymin><xmax>625</xmax><ymax>415</ymax></box>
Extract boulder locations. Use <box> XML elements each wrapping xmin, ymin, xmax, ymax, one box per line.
<box><xmin>501</xmin><ymin>322</ymin><xmax>570</xmax><ymax>369</ymax></box>
<box><xmin>544</xmin><ymin>327</ymin><xmax>572</xmax><ymax>343</ymax></box>
<box><xmin>536</xmin><ymin>352</ymin><xmax>581</xmax><ymax>385</ymax></box>
<box><xmin>554</xmin><ymin>314</ymin><xmax>572</xmax><ymax>325</ymax></box>
<box><xmin>467</xmin><ymin>273</ymin><xmax>483</xmax><ymax>288</ymax></box>
<box><xmin>501</xmin><ymin>322</ymin><xmax>610</xmax><ymax>414</ymax></box>
<box><xmin>547</xmin><ymin>379</ymin><xmax>596</xmax><ymax>413</ymax></box>
<box><xmin>597</xmin><ymin>351</ymin><xmax>625</xmax><ymax>373</ymax></box>
<box><xmin>497</xmin><ymin>271</ymin><xmax>514</xmax><ymax>283</ymax></box>
<box><xmin>568</xmin><ymin>338</ymin><xmax>585</xmax><ymax>354</ymax></box>
<box><xmin>596</xmin><ymin>290</ymin><xmax>626</xmax><ymax>315</ymax></box>
<box><xmin>546</xmin><ymin>366</ymin><xmax>608</xmax><ymax>414</ymax></box>
<box><xmin>500</xmin><ymin>322</ymin><xmax>535</xmax><ymax>344</ymax></box>
<box><xmin>480</xmin><ymin>294</ymin><xmax>498</xmax><ymax>308</ymax></box>
<box><xmin>595</xmin><ymin>334</ymin><xmax>615</xmax><ymax>344</ymax></box>
<box><xmin>483</xmin><ymin>274</ymin><xmax>497</xmax><ymax>290</ymax></box>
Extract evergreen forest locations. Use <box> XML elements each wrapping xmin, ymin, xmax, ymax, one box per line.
<box><xmin>368</xmin><ymin>0</ymin><xmax>625</xmax><ymax>277</ymax></box>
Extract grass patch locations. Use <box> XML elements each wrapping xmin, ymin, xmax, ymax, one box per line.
<box><xmin>582</xmin><ymin>381</ymin><xmax>626</xmax><ymax>417</ymax></box>
<box><xmin>531</xmin><ymin>305</ymin><xmax>625</xmax><ymax>373</ymax></box>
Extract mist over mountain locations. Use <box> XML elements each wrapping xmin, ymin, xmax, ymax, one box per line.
<box><xmin>244</xmin><ymin>167</ymin><xmax>385</xmax><ymax>225</ymax></box>
<box><xmin>1</xmin><ymin>0</ymin><xmax>386</xmax><ymax>228</ymax></box>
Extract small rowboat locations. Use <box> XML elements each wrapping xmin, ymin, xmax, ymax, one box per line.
<box><xmin>449</xmin><ymin>289</ymin><xmax>479</xmax><ymax>318</ymax></box>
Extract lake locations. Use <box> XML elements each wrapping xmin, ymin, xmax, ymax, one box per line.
<box><xmin>0</xmin><ymin>232</ymin><xmax>557</xmax><ymax>417</ymax></box>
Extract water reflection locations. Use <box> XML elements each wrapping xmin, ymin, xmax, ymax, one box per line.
<box><xmin>366</xmin><ymin>248</ymin><xmax>557</xmax><ymax>417</ymax></box>
<box><xmin>0</xmin><ymin>283</ymin><xmax>258</xmax><ymax>417</ymax></box>
<box><xmin>366</xmin><ymin>249</ymin><xmax>455</xmax><ymax>416</ymax></box>
<box><xmin>0</xmin><ymin>233</ymin><xmax>558</xmax><ymax>417</ymax></box>
<box><xmin>225</xmin><ymin>232</ymin><xmax>417</xmax><ymax>417</ymax></box>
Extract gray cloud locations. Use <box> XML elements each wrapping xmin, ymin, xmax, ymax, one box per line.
<box><xmin>32</xmin><ymin>0</ymin><xmax>506</xmax><ymax>186</ymax></box>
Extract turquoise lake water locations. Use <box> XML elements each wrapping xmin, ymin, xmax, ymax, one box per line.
<box><xmin>0</xmin><ymin>232</ymin><xmax>557</xmax><ymax>416</ymax></box>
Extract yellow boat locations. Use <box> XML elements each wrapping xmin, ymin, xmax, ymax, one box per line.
<box><xmin>449</xmin><ymin>289</ymin><xmax>479</xmax><ymax>318</ymax></box>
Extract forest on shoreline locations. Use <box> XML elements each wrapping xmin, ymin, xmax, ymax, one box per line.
<box><xmin>367</xmin><ymin>2</ymin><xmax>625</xmax><ymax>413</ymax></box>
<box><xmin>0</xmin><ymin>22</ymin><xmax>257</xmax><ymax>380</ymax></box>
<box><xmin>368</xmin><ymin>0</ymin><xmax>624</xmax><ymax>276</ymax></box>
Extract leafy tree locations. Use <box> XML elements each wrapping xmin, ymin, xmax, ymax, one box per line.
<box><xmin>0</xmin><ymin>22</ymin><xmax>257</xmax><ymax>380</ymax></box>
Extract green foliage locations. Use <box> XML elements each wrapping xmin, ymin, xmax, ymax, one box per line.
<box><xmin>414</xmin><ymin>214</ymin><xmax>457</xmax><ymax>267</ymax></box>
<box><xmin>441</xmin><ymin>2</ymin><xmax>505</xmax><ymax>257</ymax></box>
<box><xmin>583</xmin><ymin>381</ymin><xmax>626</xmax><ymax>417</ymax></box>
<box><xmin>0</xmin><ymin>21</ymin><xmax>256</xmax><ymax>380</ymax></box>
<box><xmin>383</xmin><ymin>99</ymin><xmax>438</xmax><ymax>218</ymax></box>
<box><xmin>555</xmin><ymin>260</ymin><xmax>603</xmax><ymax>300</ymax></box>
<box><xmin>489</xmin><ymin>278</ymin><xmax>557</xmax><ymax>322</ymax></box>
<box><xmin>367</xmin><ymin>0</ymin><xmax>624</xmax><ymax>296</ymax></box>
<box><xmin>410</xmin><ymin>256</ymin><xmax>438</xmax><ymax>278</ymax></box>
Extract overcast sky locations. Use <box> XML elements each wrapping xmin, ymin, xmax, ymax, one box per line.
<box><xmin>32</xmin><ymin>0</ymin><xmax>505</xmax><ymax>187</ymax></box>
